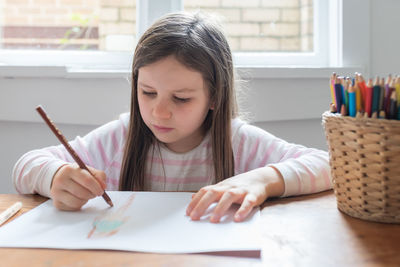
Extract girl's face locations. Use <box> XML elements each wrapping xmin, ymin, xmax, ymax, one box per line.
<box><xmin>137</xmin><ymin>55</ymin><xmax>212</xmax><ymax>153</ymax></box>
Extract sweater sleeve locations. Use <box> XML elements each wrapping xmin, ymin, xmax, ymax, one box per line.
<box><xmin>12</xmin><ymin>113</ymin><xmax>129</xmax><ymax>197</ymax></box>
<box><xmin>232</xmin><ymin>119</ymin><xmax>332</xmax><ymax>197</ymax></box>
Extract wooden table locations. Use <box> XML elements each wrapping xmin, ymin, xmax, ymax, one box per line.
<box><xmin>0</xmin><ymin>191</ymin><xmax>399</xmax><ymax>267</ymax></box>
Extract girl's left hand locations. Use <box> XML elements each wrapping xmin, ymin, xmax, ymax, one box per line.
<box><xmin>186</xmin><ymin>166</ymin><xmax>285</xmax><ymax>223</ymax></box>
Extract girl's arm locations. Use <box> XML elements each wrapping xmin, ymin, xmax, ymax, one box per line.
<box><xmin>12</xmin><ymin>113</ymin><xmax>128</xmax><ymax>209</ymax></box>
<box><xmin>187</xmin><ymin>120</ymin><xmax>332</xmax><ymax>223</ymax></box>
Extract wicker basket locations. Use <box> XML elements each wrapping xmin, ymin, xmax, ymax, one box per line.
<box><xmin>322</xmin><ymin>111</ymin><xmax>400</xmax><ymax>223</ymax></box>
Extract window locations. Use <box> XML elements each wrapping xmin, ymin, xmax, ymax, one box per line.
<box><xmin>0</xmin><ymin>0</ymin><xmax>333</xmax><ymax>69</ymax></box>
<box><xmin>0</xmin><ymin>0</ymin><xmax>136</xmax><ymax>51</ymax></box>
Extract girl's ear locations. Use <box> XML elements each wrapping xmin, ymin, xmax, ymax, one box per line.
<box><xmin>209</xmin><ymin>101</ymin><xmax>215</xmax><ymax>110</ymax></box>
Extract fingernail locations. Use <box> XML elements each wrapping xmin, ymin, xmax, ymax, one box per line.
<box><xmin>190</xmin><ymin>211</ymin><xmax>199</xmax><ymax>220</ymax></box>
<box><xmin>234</xmin><ymin>214</ymin><xmax>242</xmax><ymax>221</ymax></box>
<box><xmin>210</xmin><ymin>215</ymin><xmax>219</xmax><ymax>223</ymax></box>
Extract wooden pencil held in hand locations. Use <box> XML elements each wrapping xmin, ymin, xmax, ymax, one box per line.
<box><xmin>35</xmin><ymin>105</ymin><xmax>114</xmax><ymax>207</ymax></box>
<box><xmin>322</xmin><ymin>112</ymin><xmax>400</xmax><ymax>223</ymax></box>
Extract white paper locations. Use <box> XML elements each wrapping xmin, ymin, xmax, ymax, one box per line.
<box><xmin>0</xmin><ymin>192</ymin><xmax>261</xmax><ymax>255</ymax></box>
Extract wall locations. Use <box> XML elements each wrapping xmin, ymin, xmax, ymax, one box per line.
<box><xmin>2</xmin><ymin>1</ymin><xmax>400</xmax><ymax>194</ymax></box>
<box><xmin>370</xmin><ymin>0</ymin><xmax>400</xmax><ymax>76</ymax></box>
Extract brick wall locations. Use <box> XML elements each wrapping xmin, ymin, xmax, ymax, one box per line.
<box><xmin>0</xmin><ymin>0</ymin><xmax>312</xmax><ymax>52</ymax></box>
<box><xmin>184</xmin><ymin>0</ymin><xmax>313</xmax><ymax>52</ymax></box>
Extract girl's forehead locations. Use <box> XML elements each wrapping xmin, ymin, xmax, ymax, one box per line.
<box><xmin>138</xmin><ymin>56</ymin><xmax>205</xmax><ymax>90</ymax></box>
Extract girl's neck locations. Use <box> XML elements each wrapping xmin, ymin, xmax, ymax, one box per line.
<box><xmin>162</xmin><ymin>130</ymin><xmax>208</xmax><ymax>154</ymax></box>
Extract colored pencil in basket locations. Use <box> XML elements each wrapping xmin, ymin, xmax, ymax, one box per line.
<box><xmin>348</xmin><ymin>84</ymin><xmax>356</xmax><ymax>117</ymax></box>
<box><xmin>397</xmin><ymin>105</ymin><xmax>400</xmax><ymax>120</ymax></box>
<box><xmin>356</xmin><ymin>74</ymin><xmax>367</xmax><ymax>108</ymax></box>
<box><xmin>355</xmin><ymin>81</ymin><xmax>362</xmax><ymax>113</ymax></box>
<box><xmin>334</xmin><ymin>78</ymin><xmax>343</xmax><ymax>114</ymax></box>
<box><xmin>371</xmin><ymin>78</ymin><xmax>381</xmax><ymax>118</ymax></box>
<box><xmin>364</xmin><ymin>79</ymin><xmax>373</xmax><ymax>117</ymax></box>
<box><xmin>342</xmin><ymin>78</ymin><xmax>349</xmax><ymax>113</ymax></box>
<box><xmin>395</xmin><ymin>76</ymin><xmax>400</xmax><ymax>104</ymax></box>
<box><xmin>330</xmin><ymin>73</ymin><xmax>337</xmax><ymax>109</ymax></box>
<box><xmin>389</xmin><ymin>91</ymin><xmax>397</xmax><ymax>119</ymax></box>
<box><xmin>378</xmin><ymin>77</ymin><xmax>386</xmax><ymax>118</ymax></box>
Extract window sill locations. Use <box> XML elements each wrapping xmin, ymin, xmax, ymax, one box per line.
<box><xmin>0</xmin><ymin>65</ymin><xmax>363</xmax><ymax>79</ymax></box>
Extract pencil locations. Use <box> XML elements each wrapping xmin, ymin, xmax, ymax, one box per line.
<box><xmin>389</xmin><ymin>91</ymin><xmax>397</xmax><ymax>119</ymax></box>
<box><xmin>36</xmin><ymin>105</ymin><xmax>113</xmax><ymax>207</ymax></box>
<box><xmin>330</xmin><ymin>73</ymin><xmax>337</xmax><ymax>108</ymax></box>
<box><xmin>365</xmin><ymin>78</ymin><xmax>373</xmax><ymax>117</ymax></box>
<box><xmin>371</xmin><ymin>77</ymin><xmax>381</xmax><ymax>117</ymax></box>
<box><xmin>334</xmin><ymin>77</ymin><xmax>343</xmax><ymax>114</ymax></box>
<box><xmin>348</xmin><ymin>84</ymin><xmax>356</xmax><ymax>117</ymax></box>
<box><xmin>0</xmin><ymin>201</ymin><xmax>22</xmax><ymax>226</ymax></box>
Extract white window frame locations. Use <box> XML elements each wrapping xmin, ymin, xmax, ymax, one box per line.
<box><xmin>0</xmin><ymin>0</ymin><xmax>338</xmax><ymax>74</ymax></box>
<box><xmin>0</xmin><ymin>0</ymin><xmax>370</xmax><ymax>126</ymax></box>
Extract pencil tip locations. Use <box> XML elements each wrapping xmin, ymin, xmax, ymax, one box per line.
<box><xmin>102</xmin><ymin>192</ymin><xmax>114</xmax><ymax>207</ymax></box>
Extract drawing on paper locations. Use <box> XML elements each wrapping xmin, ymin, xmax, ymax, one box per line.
<box><xmin>87</xmin><ymin>194</ymin><xmax>135</xmax><ymax>238</ymax></box>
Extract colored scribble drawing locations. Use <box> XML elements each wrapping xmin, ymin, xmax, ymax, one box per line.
<box><xmin>87</xmin><ymin>194</ymin><xmax>135</xmax><ymax>238</ymax></box>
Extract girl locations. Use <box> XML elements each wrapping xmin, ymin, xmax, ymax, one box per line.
<box><xmin>13</xmin><ymin>12</ymin><xmax>332</xmax><ymax>223</ymax></box>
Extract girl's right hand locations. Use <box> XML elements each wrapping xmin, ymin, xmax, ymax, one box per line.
<box><xmin>50</xmin><ymin>164</ymin><xmax>107</xmax><ymax>211</ymax></box>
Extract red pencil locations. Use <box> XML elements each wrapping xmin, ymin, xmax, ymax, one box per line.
<box><xmin>365</xmin><ymin>79</ymin><xmax>373</xmax><ymax>117</ymax></box>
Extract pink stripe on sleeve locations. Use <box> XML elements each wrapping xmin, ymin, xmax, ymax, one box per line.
<box><xmin>149</xmin><ymin>175</ymin><xmax>210</xmax><ymax>184</ymax></box>
<box><xmin>110</xmin><ymin>131</ymin><xmax>120</xmax><ymax>153</ymax></box>
<box><xmin>150</xmin><ymin>157</ymin><xmax>213</xmax><ymax>166</ymax></box>
<box><xmin>75</xmin><ymin>137</ymin><xmax>95</xmax><ymax>167</ymax></box>
<box><xmin>244</xmin><ymin>138</ymin><xmax>260</xmax><ymax>172</ymax></box>
<box><xmin>235</xmin><ymin>135</ymin><xmax>245</xmax><ymax>171</ymax></box>
<box><xmin>95</xmin><ymin>138</ymin><xmax>110</xmax><ymax>167</ymax></box>
<box><xmin>299</xmin><ymin>162</ymin><xmax>317</xmax><ymax>193</ymax></box>
<box><xmin>321</xmin><ymin>167</ymin><xmax>331</xmax><ymax>189</ymax></box>
<box><xmin>48</xmin><ymin>147</ymin><xmax>68</xmax><ymax>161</ymax></box>
<box><xmin>111</xmin><ymin>161</ymin><xmax>121</xmax><ymax>169</ymax></box>
<box><xmin>260</xmin><ymin>142</ymin><xmax>277</xmax><ymax>166</ymax></box>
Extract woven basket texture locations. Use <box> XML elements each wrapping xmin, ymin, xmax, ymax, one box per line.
<box><xmin>322</xmin><ymin>112</ymin><xmax>400</xmax><ymax>223</ymax></box>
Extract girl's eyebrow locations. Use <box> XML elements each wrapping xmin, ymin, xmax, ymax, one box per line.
<box><xmin>138</xmin><ymin>82</ymin><xmax>154</xmax><ymax>89</ymax></box>
<box><xmin>138</xmin><ymin>82</ymin><xmax>197</xmax><ymax>93</ymax></box>
<box><xmin>175</xmin><ymin>88</ymin><xmax>197</xmax><ymax>93</ymax></box>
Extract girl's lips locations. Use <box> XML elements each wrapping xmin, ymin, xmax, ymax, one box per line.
<box><xmin>153</xmin><ymin>124</ymin><xmax>173</xmax><ymax>133</ymax></box>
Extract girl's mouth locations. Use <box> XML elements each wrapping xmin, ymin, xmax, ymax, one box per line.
<box><xmin>153</xmin><ymin>124</ymin><xmax>173</xmax><ymax>133</ymax></box>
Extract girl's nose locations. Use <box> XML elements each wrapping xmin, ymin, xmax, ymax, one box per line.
<box><xmin>153</xmin><ymin>100</ymin><xmax>172</xmax><ymax>119</ymax></box>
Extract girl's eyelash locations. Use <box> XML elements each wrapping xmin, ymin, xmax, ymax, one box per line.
<box><xmin>141</xmin><ymin>89</ymin><xmax>190</xmax><ymax>103</ymax></box>
<box><xmin>174</xmin><ymin>96</ymin><xmax>190</xmax><ymax>103</ymax></box>
<box><xmin>142</xmin><ymin>90</ymin><xmax>156</xmax><ymax>95</ymax></box>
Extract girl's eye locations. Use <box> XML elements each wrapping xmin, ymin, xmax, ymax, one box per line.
<box><xmin>174</xmin><ymin>96</ymin><xmax>190</xmax><ymax>103</ymax></box>
<box><xmin>142</xmin><ymin>90</ymin><xmax>156</xmax><ymax>96</ymax></box>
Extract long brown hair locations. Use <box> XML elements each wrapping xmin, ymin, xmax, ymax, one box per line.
<box><xmin>119</xmin><ymin>12</ymin><xmax>237</xmax><ymax>191</ymax></box>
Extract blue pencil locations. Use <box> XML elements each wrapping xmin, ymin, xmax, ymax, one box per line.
<box><xmin>334</xmin><ymin>81</ymin><xmax>343</xmax><ymax>114</ymax></box>
<box><xmin>348</xmin><ymin>85</ymin><xmax>356</xmax><ymax>117</ymax></box>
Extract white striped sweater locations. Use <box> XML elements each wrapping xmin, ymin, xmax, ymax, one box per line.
<box><xmin>13</xmin><ymin>113</ymin><xmax>332</xmax><ymax>197</ymax></box>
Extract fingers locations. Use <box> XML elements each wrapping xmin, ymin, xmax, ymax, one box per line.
<box><xmin>188</xmin><ymin>188</ymin><xmax>223</xmax><ymax>221</ymax></box>
<box><xmin>52</xmin><ymin>190</ymin><xmax>88</xmax><ymax>211</ymax></box>
<box><xmin>88</xmin><ymin>166</ymin><xmax>107</xmax><ymax>190</ymax></box>
<box><xmin>234</xmin><ymin>194</ymin><xmax>258</xmax><ymax>222</ymax></box>
<box><xmin>186</xmin><ymin>184</ymin><xmax>262</xmax><ymax>223</ymax></box>
<box><xmin>51</xmin><ymin>164</ymin><xmax>107</xmax><ymax>211</ymax></box>
<box><xmin>70</xmin><ymin>168</ymin><xmax>105</xmax><ymax>196</ymax></box>
<box><xmin>210</xmin><ymin>189</ymin><xmax>244</xmax><ymax>223</ymax></box>
<box><xmin>186</xmin><ymin>188</ymin><xmax>208</xmax><ymax>216</ymax></box>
